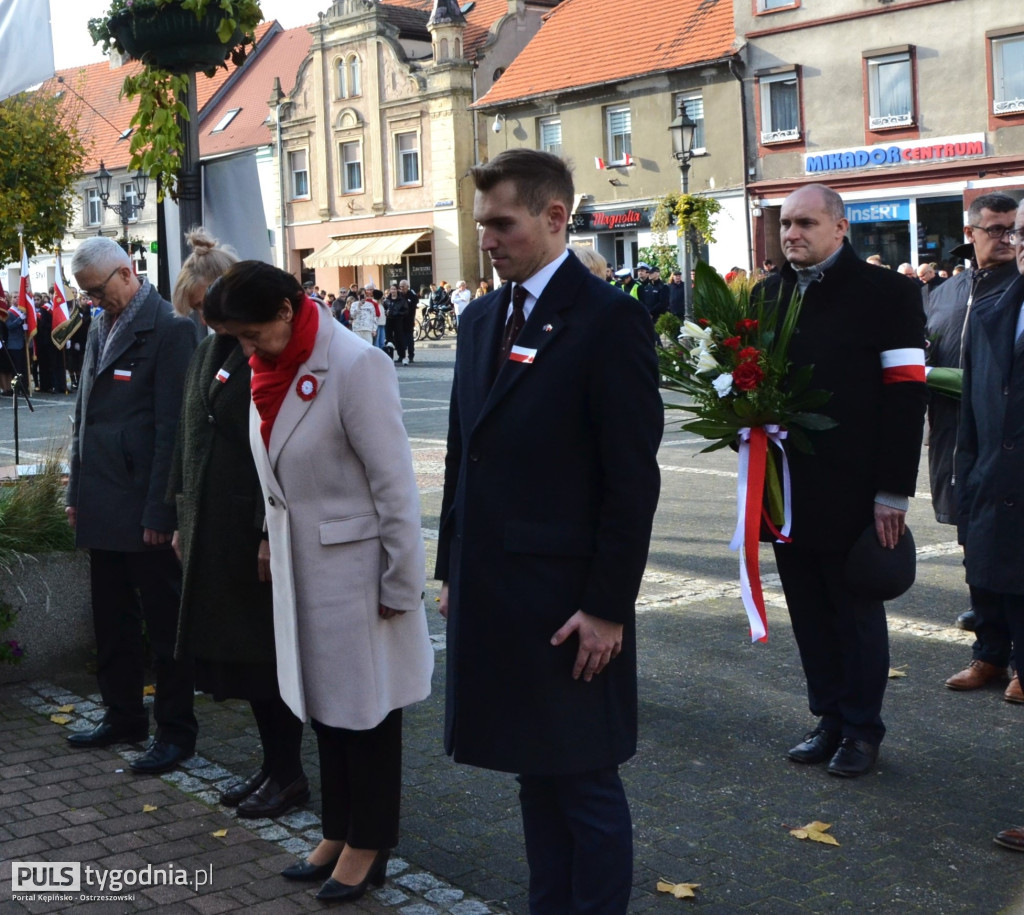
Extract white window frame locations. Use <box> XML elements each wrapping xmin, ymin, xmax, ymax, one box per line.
<box><xmin>866</xmin><ymin>52</ymin><xmax>913</xmax><ymax>129</ymax></box>
<box><xmin>759</xmin><ymin>71</ymin><xmax>801</xmax><ymax>144</ymax></box>
<box><xmin>993</xmin><ymin>34</ymin><xmax>1024</xmax><ymax>114</ymax></box>
<box><xmin>341</xmin><ymin>140</ymin><xmax>363</xmax><ymax>194</ymax></box>
<box><xmin>121</xmin><ymin>182</ymin><xmax>139</xmax><ymax>223</ymax></box>
<box><xmin>348</xmin><ymin>55</ymin><xmax>361</xmax><ymax>98</ymax></box>
<box><xmin>395</xmin><ymin>132</ymin><xmax>420</xmax><ymax>187</ymax></box>
<box><xmin>85</xmin><ymin>188</ymin><xmax>102</xmax><ymax>227</ymax></box>
<box><xmin>539</xmin><ymin>116</ymin><xmax>562</xmax><ymax>156</ymax></box>
<box><xmin>210</xmin><ymin>107</ymin><xmax>241</xmax><ymax>133</ymax></box>
<box><xmin>675</xmin><ymin>91</ymin><xmax>706</xmax><ymax>155</ymax></box>
<box><xmin>336</xmin><ymin>58</ymin><xmax>347</xmax><ymax>99</ymax></box>
<box><xmin>759</xmin><ymin>0</ymin><xmax>795</xmax><ymax>9</ymax></box>
<box><xmin>289</xmin><ymin>149</ymin><xmax>310</xmax><ymax>199</ymax></box>
<box><xmin>605</xmin><ymin>106</ymin><xmax>632</xmax><ymax>164</ymax></box>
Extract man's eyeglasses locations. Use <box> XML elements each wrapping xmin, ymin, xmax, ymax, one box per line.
<box><xmin>83</xmin><ymin>267</ymin><xmax>121</xmax><ymax>301</ymax></box>
<box><xmin>969</xmin><ymin>224</ymin><xmax>1015</xmax><ymax>240</ymax></box>
<box><xmin>1006</xmin><ymin>230</ymin><xmax>1024</xmax><ymax>246</ymax></box>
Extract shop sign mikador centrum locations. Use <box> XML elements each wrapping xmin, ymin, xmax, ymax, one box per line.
<box><xmin>804</xmin><ymin>133</ymin><xmax>986</xmax><ymax>175</ymax></box>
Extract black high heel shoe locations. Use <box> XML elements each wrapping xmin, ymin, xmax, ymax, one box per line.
<box><xmin>281</xmin><ymin>851</ymin><xmax>341</xmax><ymax>882</ymax></box>
<box><xmin>315</xmin><ymin>849</ymin><xmax>390</xmax><ymax>903</ymax></box>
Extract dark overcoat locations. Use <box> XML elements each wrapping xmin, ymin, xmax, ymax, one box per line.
<box><xmin>435</xmin><ymin>252</ymin><xmax>663</xmax><ymax>776</ymax></box>
<box><xmin>758</xmin><ymin>241</ymin><xmax>927</xmax><ymax>551</ymax></box>
<box><xmin>957</xmin><ymin>271</ymin><xmax>1024</xmax><ymax>595</ymax></box>
<box><xmin>169</xmin><ymin>333</ymin><xmax>274</xmax><ymax>663</ymax></box>
<box><xmin>925</xmin><ymin>260</ymin><xmax>1018</xmax><ymax>522</ymax></box>
<box><xmin>67</xmin><ymin>285</ymin><xmax>196</xmax><ymax>551</ymax></box>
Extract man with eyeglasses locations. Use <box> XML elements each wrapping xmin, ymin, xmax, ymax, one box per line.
<box><xmin>956</xmin><ymin>198</ymin><xmax>1024</xmax><ymax>851</ymax></box>
<box><xmin>65</xmin><ymin>237</ymin><xmax>198</xmax><ymax>775</ymax></box>
<box><xmin>926</xmin><ymin>194</ymin><xmax>1020</xmax><ymax>699</ymax></box>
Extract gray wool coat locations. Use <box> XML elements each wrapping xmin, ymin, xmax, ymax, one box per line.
<box><xmin>67</xmin><ymin>285</ymin><xmax>196</xmax><ymax>551</ymax></box>
<box><xmin>250</xmin><ymin>302</ymin><xmax>433</xmax><ymax>729</ymax></box>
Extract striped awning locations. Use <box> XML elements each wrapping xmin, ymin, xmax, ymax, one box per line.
<box><xmin>303</xmin><ymin>230</ymin><xmax>430</xmax><ymax>268</ymax></box>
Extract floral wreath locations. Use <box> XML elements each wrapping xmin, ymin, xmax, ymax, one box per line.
<box><xmin>296</xmin><ymin>374</ymin><xmax>318</xmax><ymax>401</ymax></box>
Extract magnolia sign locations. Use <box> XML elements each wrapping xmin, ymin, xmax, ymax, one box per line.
<box><xmin>805</xmin><ymin>134</ymin><xmax>986</xmax><ymax>175</ymax></box>
<box><xmin>572</xmin><ymin>208</ymin><xmax>651</xmax><ymax>232</ymax></box>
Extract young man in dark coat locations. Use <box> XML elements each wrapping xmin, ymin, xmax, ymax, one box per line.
<box><xmin>758</xmin><ymin>184</ymin><xmax>927</xmax><ymax>778</ymax></box>
<box><xmin>956</xmin><ymin>205</ymin><xmax>1024</xmax><ymax>850</ymax></box>
<box><xmin>436</xmin><ymin>149</ymin><xmax>662</xmax><ymax>914</ymax></box>
<box><xmin>67</xmin><ymin>237</ymin><xmax>198</xmax><ymax>775</ymax></box>
<box><xmin>926</xmin><ymin>193</ymin><xmax>1020</xmax><ymax>689</ymax></box>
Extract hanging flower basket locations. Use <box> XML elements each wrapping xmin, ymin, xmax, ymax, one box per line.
<box><xmin>107</xmin><ymin>4</ymin><xmax>242</xmax><ymax>75</ymax></box>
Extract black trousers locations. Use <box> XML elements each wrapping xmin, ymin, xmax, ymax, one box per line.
<box><xmin>978</xmin><ymin>591</ymin><xmax>1024</xmax><ymax>674</ymax></box>
<box><xmin>311</xmin><ymin>708</ymin><xmax>402</xmax><ymax>849</ymax></box>
<box><xmin>970</xmin><ymin>584</ymin><xmax>1014</xmax><ymax>668</ymax></box>
<box><xmin>773</xmin><ymin>542</ymin><xmax>889</xmax><ymax>745</ymax></box>
<box><xmin>89</xmin><ymin>548</ymin><xmax>197</xmax><ymax>749</ymax></box>
<box><xmin>517</xmin><ymin>766</ymin><xmax>633</xmax><ymax>915</ymax></box>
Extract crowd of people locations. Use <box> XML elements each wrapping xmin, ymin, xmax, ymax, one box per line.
<box><xmin>48</xmin><ymin>150</ymin><xmax>1024</xmax><ymax>914</ymax></box>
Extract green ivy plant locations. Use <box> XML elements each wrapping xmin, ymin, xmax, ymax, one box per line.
<box><xmin>88</xmin><ymin>0</ymin><xmax>264</xmax><ymax>200</ymax></box>
<box><xmin>650</xmin><ymin>191</ymin><xmax>723</xmax><ymax>265</ymax></box>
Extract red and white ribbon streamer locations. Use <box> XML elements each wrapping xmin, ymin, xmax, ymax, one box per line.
<box><xmin>728</xmin><ymin>425</ymin><xmax>792</xmax><ymax>642</ymax></box>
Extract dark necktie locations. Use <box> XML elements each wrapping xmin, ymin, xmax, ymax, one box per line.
<box><xmin>497</xmin><ymin>283</ymin><xmax>528</xmax><ymax>367</ymax></box>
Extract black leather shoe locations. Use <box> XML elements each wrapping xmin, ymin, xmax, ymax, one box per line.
<box><xmin>787</xmin><ymin>726</ymin><xmax>841</xmax><ymax>764</ymax></box>
<box><xmin>315</xmin><ymin>850</ymin><xmax>389</xmax><ymax>903</ymax></box>
<box><xmin>129</xmin><ymin>740</ymin><xmax>192</xmax><ymax>775</ymax></box>
<box><xmin>282</xmin><ymin>855</ymin><xmax>340</xmax><ymax>882</ymax></box>
<box><xmin>237</xmin><ymin>775</ymin><xmax>310</xmax><ymax>819</ymax></box>
<box><xmin>67</xmin><ymin>720</ymin><xmax>148</xmax><ymax>748</ymax></box>
<box><xmin>827</xmin><ymin>738</ymin><xmax>878</xmax><ymax>778</ymax></box>
<box><xmin>956</xmin><ymin>609</ymin><xmax>978</xmax><ymax>631</ymax></box>
<box><xmin>220</xmin><ymin>768</ymin><xmax>267</xmax><ymax>807</ymax></box>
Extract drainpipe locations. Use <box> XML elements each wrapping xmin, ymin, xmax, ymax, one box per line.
<box><xmin>729</xmin><ymin>54</ymin><xmax>754</xmax><ymax>271</ymax></box>
<box><xmin>269</xmin><ymin>77</ymin><xmax>286</xmax><ymax>270</ymax></box>
<box><xmin>471</xmin><ymin>62</ymin><xmax>484</xmax><ymax>284</ymax></box>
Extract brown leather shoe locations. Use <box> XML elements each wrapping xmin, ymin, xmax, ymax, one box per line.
<box><xmin>944</xmin><ymin>659</ymin><xmax>1010</xmax><ymax>690</ymax></box>
<box><xmin>1006</xmin><ymin>674</ymin><xmax>1024</xmax><ymax>704</ymax></box>
<box><xmin>995</xmin><ymin>827</ymin><xmax>1024</xmax><ymax>851</ymax></box>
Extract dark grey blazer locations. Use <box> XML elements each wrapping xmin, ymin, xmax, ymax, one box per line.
<box><xmin>67</xmin><ymin>284</ymin><xmax>196</xmax><ymax>552</ymax></box>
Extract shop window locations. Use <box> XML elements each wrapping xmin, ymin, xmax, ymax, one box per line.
<box><xmin>606</xmin><ymin>106</ymin><xmax>632</xmax><ymax>164</ymax></box>
<box><xmin>396</xmin><ymin>132</ymin><xmax>420</xmax><ymax>186</ymax></box>
<box><xmin>289</xmin><ymin>149</ymin><xmax>310</xmax><ymax>199</ymax></box>
<box><xmin>759</xmin><ymin>71</ymin><xmax>801</xmax><ymax>144</ymax></box>
<box><xmin>341</xmin><ymin>141</ymin><xmax>362</xmax><ymax>193</ymax></box>
<box><xmin>85</xmin><ymin>188</ymin><xmax>102</xmax><ymax>227</ymax></box>
<box><xmin>866</xmin><ymin>51</ymin><xmax>914</xmax><ymax>129</ymax></box>
<box><xmin>992</xmin><ymin>33</ymin><xmax>1024</xmax><ymax>114</ymax></box>
<box><xmin>539</xmin><ymin>117</ymin><xmax>562</xmax><ymax>156</ymax></box>
<box><xmin>675</xmin><ymin>92</ymin><xmax>706</xmax><ymax>154</ymax></box>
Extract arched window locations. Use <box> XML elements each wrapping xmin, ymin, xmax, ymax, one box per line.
<box><xmin>439</xmin><ymin>38</ymin><xmax>448</xmax><ymax>60</ymax></box>
<box><xmin>454</xmin><ymin>38</ymin><xmax>461</xmax><ymax>58</ymax></box>
<box><xmin>347</xmin><ymin>55</ymin><xmax>361</xmax><ymax>97</ymax></box>
<box><xmin>336</xmin><ymin>58</ymin><xmax>347</xmax><ymax>99</ymax></box>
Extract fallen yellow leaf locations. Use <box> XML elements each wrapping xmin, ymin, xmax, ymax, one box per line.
<box><xmin>50</xmin><ymin>714</ymin><xmax>72</xmax><ymax>725</ymax></box>
<box><xmin>788</xmin><ymin>821</ymin><xmax>840</xmax><ymax>846</ymax></box>
<box><xmin>888</xmin><ymin>666</ymin><xmax>907</xmax><ymax>679</ymax></box>
<box><xmin>56</xmin><ymin>704</ymin><xmax>75</xmax><ymax>713</ymax></box>
<box><xmin>211</xmin><ymin>829</ymin><xmax>228</xmax><ymax>838</ymax></box>
<box><xmin>143</xmin><ymin>685</ymin><xmax>156</xmax><ymax>697</ymax></box>
<box><xmin>142</xmin><ymin>804</ymin><xmax>158</xmax><ymax>813</ymax></box>
<box><xmin>657</xmin><ymin>880</ymin><xmax>700</xmax><ymax>899</ymax></box>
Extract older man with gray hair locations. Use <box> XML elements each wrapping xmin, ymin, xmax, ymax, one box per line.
<box><xmin>66</xmin><ymin>237</ymin><xmax>197</xmax><ymax>775</ymax></box>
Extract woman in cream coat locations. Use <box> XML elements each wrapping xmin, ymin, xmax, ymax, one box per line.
<box><xmin>204</xmin><ymin>261</ymin><xmax>432</xmax><ymax>904</ymax></box>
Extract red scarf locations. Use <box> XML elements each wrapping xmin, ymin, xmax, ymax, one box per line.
<box><xmin>250</xmin><ymin>296</ymin><xmax>319</xmax><ymax>449</ymax></box>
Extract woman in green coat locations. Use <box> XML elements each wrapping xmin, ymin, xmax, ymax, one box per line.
<box><xmin>169</xmin><ymin>229</ymin><xmax>305</xmax><ymax>819</ymax></box>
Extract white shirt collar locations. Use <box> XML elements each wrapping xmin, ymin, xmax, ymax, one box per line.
<box><xmin>507</xmin><ymin>248</ymin><xmax>570</xmax><ymax>322</ymax></box>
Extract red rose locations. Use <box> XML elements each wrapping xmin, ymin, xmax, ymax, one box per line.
<box><xmin>738</xmin><ymin>346</ymin><xmax>761</xmax><ymax>363</ymax></box>
<box><xmin>735</xmin><ymin>318</ymin><xmax>759</xmax><ymax>333</ymax></box>
<box><xmin>722</xmin><ymin>336</ymin><xmax>742</xmax><ymax>349</ymax></box>
<box><xmin>732</xmin><ymin>360</ymin><xmax>765</xmax><ymax>391</ymax></box>
<box><xmin>698</xmin><ymin>318</ymin><xmax>709</xmax><ymax>327</ymax></box>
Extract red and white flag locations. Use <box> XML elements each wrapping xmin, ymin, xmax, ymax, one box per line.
<box><xmin>18</xmin><ymin>245</ymin><xmax>36</xmax><ymax>347</ymax></box>
<box><xmin>594</xmin><ymin>157</ymin><xmax>606</xmax><ymax>170</ymax></box>
<box><xmin>50</xmin><ymin>251</ymin><xmax>73</xmax><ymax>347</ymax></box>
<box><xmin>623</xmin><ymin>152</ymin><xmax>635</xmax><ymax>167</ymax></box>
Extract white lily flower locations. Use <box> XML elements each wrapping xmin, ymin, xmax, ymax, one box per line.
<box><xmin>694</xmin><ymin>349</ymin><xmax>720</xmax><ymax>375</ymax></box>
<box><xmin>712</xmin><ymin>373</ymin><xmax>734</xmax><ymax>397</ymax></box>
<box><xmin>682</xmin><ymin>320</ymin><xmax>712</xmax><ymax>343</ymax></box>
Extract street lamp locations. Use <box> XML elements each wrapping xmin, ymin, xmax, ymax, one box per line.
<box><xmin>668</xmin><ymin>104</ymin><xmax>697</xmax><ymax>319</ymax></box>
<box><xmin>94</xmin><ymin>160</ymin><xmax>149</xmax><ymax>251</ymax></box>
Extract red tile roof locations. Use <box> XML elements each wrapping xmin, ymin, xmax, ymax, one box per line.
<box><xmin>42</xmin><ymin>21</ymin><xmax>276</xmax><ymax>172</ymax></box>
<box><xmin>475</xmin><ymin>0</ymin><xmax>736</xmax><ymax>107</ymax></box>
<box><xmin>201</xmin><ymin>23</ymin><xmax>313</xmax><ymax>157</ymax></box>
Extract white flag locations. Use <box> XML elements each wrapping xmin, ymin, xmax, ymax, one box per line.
<box><xmin>0</xmin><ymin>0</ymin><xmax>56</xmax><ymax>101</ymax></box>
